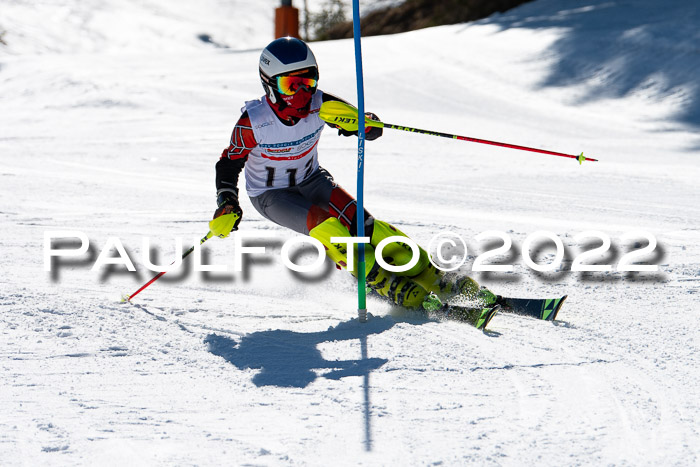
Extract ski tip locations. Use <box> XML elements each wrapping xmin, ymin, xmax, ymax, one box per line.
<box><xmin>478</xmin><ymin>304</ymin><xmax>500</xmax><ymax>331</ymax></box>
<box><xmin>551</xmin><ymin>295</ymin><xmax>568</xmax><ymax>321</ymax></box>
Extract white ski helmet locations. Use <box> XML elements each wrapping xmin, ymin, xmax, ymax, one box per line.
<box><xmin>259</xmin><ymin>37</ymin><xmax>319</xmax><ymax>104</ymax></box>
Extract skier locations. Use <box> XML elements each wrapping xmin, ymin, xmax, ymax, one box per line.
<box><xmin>213</xmin><ymin>37</ymin><xmax>498</xmax><ymax>328</ymax></box>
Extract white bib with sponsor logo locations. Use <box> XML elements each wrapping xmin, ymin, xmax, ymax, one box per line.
<box><xmin>244</xmin><ymin>91</ymin><xmax>324</xmax><ymax>197</ymax></box>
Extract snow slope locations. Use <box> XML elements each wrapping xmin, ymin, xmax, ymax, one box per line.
<box><xmin>1</xmin><ymin>0</ymin><xmax>699</xmax><ymax>465</ymax></box>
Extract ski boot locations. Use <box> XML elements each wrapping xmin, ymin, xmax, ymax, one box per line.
<box><xmin>310</xmin><ymin>217</ymin><xmax>498</xmax><ymax>328</ymax></box>
<box><xmin>310</xmin><ymin>217</ymin><xmax>427</xmax><ymax>309</ymax></box>
<box><xmin>365</xmin><ymin>262</ymin><xmax>427</xmax><ymax>308</ymax></box>
<box><xmin>410</xmin><ymin>263</ymin><xmax>499</xmax><ymax>306</ymax></box>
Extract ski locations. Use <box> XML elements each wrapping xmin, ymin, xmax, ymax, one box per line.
<box><xmin>366</xmin><ymin>287</ymin><xmax>499</xmax><ymax>331</ymax></box>
<box><xmin>419</xmin><ymin>292</ymin><xmax>500</xmax><ymax>331</ymax></box>
<box><xmin>496</xmin><ymin>295</ymin><xmax>567</xmax><ymax>321</ymax></box>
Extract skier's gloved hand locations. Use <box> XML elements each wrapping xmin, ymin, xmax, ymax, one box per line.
<box><xmin>210</xmin><ymin>191</ymin><xmax>242</xmax><ymax>238</ymax></box>
<box><xmin>365</xmin><ymin>112</ymin><xmax>383</xmax><ymax>141</ymax></box>
<box><xmin>337</xmin><ymin>126</ymin><xmax>355</xmax><ymax>137</ymax></box>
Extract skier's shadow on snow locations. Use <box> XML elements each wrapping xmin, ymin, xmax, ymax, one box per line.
<box><xmin>204</xmin><ymin>315</ymin><xmax>408</xmax><ymax>388</ymax></box>
<box><xmin>205</xmin><ymin>314</ymin><xmax>424</xmax><ymax>451</ymax></box>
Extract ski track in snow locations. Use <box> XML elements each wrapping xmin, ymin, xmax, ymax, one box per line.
<box><xmin>2</xmin><ymin>0</ymin><xmax>700</xmax><ymax>465</ymax></box>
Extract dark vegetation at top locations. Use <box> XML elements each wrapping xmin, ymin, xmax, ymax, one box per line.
<box><xmin>313</xmin><ymin>0</ymin><xmax>534</xmax><ymax>40</ymax></box>
<box><xmin>310</xmin><ymin>0</ymin><xmax>700</xmax><ymax>132</ymax></box>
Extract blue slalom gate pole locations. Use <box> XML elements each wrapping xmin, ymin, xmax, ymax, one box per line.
<box><xmin>352</xmin><ymin>0</ymin><xmax>367</xmax><ymax>323</ymax></box>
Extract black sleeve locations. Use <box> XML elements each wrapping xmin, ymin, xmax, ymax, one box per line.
<box><xmin>215</xmin><ymin>156</ymin><xmax>247</xmax><ymax>198</ymax></box>
<box><xmin>216</xmin><ymin>110</ymin><xmax>256</xmax><ymax>199</ymax></box>
<box><xmin>321</xmin><ymin>91</ymin><xmax>350</xmax><ymax>105</ymax></box>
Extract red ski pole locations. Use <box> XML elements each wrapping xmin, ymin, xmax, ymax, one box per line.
<box><xmin>121</xmin><ymin>231</ymin><xmax>213</xmax><ymax>302</ymax></box>
<box><xmin>319</xmin><ymin>101</ymin><xmax>598</xmax><ymax>164</ymax></box>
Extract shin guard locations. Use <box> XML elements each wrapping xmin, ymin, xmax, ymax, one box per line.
<box><xmin>370</xmin><ymin>220</ymin><xmax>430</xmax><ymax>277</ymax></box>
<box><xmin>310</xmin><ymin>217</ymin><xmax>428</xmax><ymax>308</ymax></box>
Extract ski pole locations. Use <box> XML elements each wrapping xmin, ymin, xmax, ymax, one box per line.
<box><xmin>121</xmin><ymin>231</ymin><xmax>213</xmax><ymax>302</ymax></box>
<box><xmin>319</xmin><ymin>101</ymin><xmax>598</xmax><ymax>164</ymax></box>
<box><xmin>121</xmin><ymin>212</ymin><xmax>240</xmax><ymax>302</ymax></box>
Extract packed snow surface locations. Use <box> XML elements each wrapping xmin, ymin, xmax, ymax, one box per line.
<box><xmin>1</xmin><ymin>0</ymin><xmax>699</xmax><ymax>465</ymax></box>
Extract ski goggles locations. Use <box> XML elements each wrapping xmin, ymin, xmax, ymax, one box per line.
<box><xmin>276</xmin><ymin>75</ymin><xmax>318</xmax><ymax>96</ymax></box>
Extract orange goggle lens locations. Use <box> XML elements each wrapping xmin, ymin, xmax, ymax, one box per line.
<box><xmin>276</xmin><ymin>76</ymin><xmax>317</xmax><ymax>96</ymax></box>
